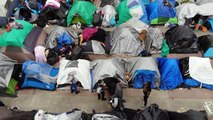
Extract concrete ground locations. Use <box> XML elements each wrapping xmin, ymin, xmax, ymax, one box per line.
<box><xmin>0</xmin><ymin>88</ymin><xmax>212</xmax><ymax>113</ymax></box>
<box><xmin>1</xmin><ymin>88</ymin><xmax>213</xmax><ymax>120</ymax></box>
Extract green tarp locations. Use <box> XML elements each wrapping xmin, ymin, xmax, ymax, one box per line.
<box><xmin>67</xmin><ymin>1</ymin><xmax>96</xmax><ymax>26</ymax></box>
<box><xmin>116</xmin><ymin>0</ymin><xmax>132</xmax><ymax>26</ymax></box>
<box><xmin>0</xmin><ymin>20</ymin><xmax>34</xmax><ymax>47</ymax></box>
<box><xmin>161</xmin><ymin>39</ymin><xmax>169</xmax><ymax>57</ymax></box>
<box><xmin>0</xmin><ymin>79</ymin><xmax>18</xmax><ymax>97</ymax></box>
<box><xmin>150</xmin><ymin>17</ymin><xmax>178</xmax><ymax>25</ymax></box>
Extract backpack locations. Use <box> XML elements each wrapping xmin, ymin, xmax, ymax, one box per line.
<box><xmin>133</xmin><ymin>104</ymin><xmax>169</xmax><ymax>120</ymax></box>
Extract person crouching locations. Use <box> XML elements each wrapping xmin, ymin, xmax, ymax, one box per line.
<box><xmin>97</xmin><ymin>81</ymin><xmax>107</xmax><ymax>101</ymax></box>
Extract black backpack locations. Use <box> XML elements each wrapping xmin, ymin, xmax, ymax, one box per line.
<box><xmin>133</xmin><ymin>104</ymin><xmax>169</xmax><ymax>120</ymax></box>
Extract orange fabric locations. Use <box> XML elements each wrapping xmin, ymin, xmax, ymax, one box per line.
<box><xmin>202</xmin><ymin>26</ymin><xmax>207</xmax><ymax>32</ymax></box>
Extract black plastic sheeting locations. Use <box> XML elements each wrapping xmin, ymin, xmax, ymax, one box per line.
<box><xmin>165</xmin><ymin>25</ymin><xmax>198</xmax><ymax>53</ymax></box>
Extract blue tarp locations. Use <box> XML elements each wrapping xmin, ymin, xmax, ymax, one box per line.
<box><xmin>133</xmin><ymin>70</ymin><xmax>156</xmax><ymax>89</ymax></box>
<box><xmin>157</xmin><ymin>58</ymin><xmax>183</xmax><ymax>90</ymax></box>
<box><xmin>57</xmin><ymin>32</ymin><xmax>73</xmax><ymax>49</ymax></box>
<box><xmin>21</xmin><ymin>61</ymin><xmax>59</xmax><ymax>90</ymax></box>
<box><xmin>146</xmin><ymin>0</ymin><xmax>176</xmax><ymax>24</ymax></box>
<box><xmin>142</xmin><ymin>0</ymin><xmax>151</xmax><ymax>5</ymax></box>
<box><xmin>139</xmin><ymin>0</ymin><xmax>149</xmax><ymax>24</ymax></box>
<box><xmin>204</xmin><ymin>48</ymin><xmax>213</xmax><ymax>57</ymax></box>
<box><xmin>208</xmin><ymin>19</ymin><xmax>213</xmax><ymax>32</ymax></box>
<box><xmin>184</xmin><ymin>78</ymin><xmax>213</xmax><ymax>90</ymax></box>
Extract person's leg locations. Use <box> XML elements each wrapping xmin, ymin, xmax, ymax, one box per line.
<box><xmin>143</xmin><ymin>82</ymin><xmax>152</xmax><ymax>106</ymax></box>
<box><xmin>73</xmin><ymin>83</ymin><xmax>79</xmax><ymax>94</ymax></box>
<box><xmin>70</xmin><ymin>84</ymin><xmax>74</xmax><ymax>93</ymax></box>
<box><xmin>101</xmin><ymin>91</ymin><xmax>106</xmax><ymax>100</ymax></box>
<box><xmin>98</xmin><ymin>93</ymin><xmax>101</xmax><ymax>100</ymax></box>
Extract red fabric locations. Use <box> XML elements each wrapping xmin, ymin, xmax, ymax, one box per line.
<box><xmin>82</xmin><ymin>27</ymin><xmax>98</xmax><ymax>41</ymax></box>
<box><xmin>6</xmin><ymin>25</ymin><xmax>12</xmax><ymax>32</ymax></box>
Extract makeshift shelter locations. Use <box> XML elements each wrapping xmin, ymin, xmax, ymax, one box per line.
<box><xmin>176</xmin><ymin>3</ymin><xmax>213</xmax><ymax>25</ymax></box>
<box><xmin>180</xmin><ymin>57</ymin><xmax>213</xmax><ymax>90</ymax></box>
<box><xmin>0</xmin><ymin>20</ymin><xmax>34</xmax><ymax>47</ymax></box>
<box><xmin>132</xmin><ymin>70</ymin><xmax>157</xmax><ymax>88</ymax></box>
<box><xmin>145</xmin><ymin>27</ymin><xmax>163</xmax><ymax>52</ymax></box>
<box><xmin>110</xmin><ymin>27</ymin><xmax>144</xmax><ymax>56</ymax></box>
<box><xmin>34</xmin><ymin>109</ymin><xmax>83</xmax><ymax>120</ymax></box>
<box><xmin>116</xmin><ymin>0</ymin><xmax>149</xmax><ymax>26</ymax></box>
<box><xmin>81</xmin><ymin>40</ymin><xmax>106</xmax><ymax>54</ymax></box>
<box><xmin>198</xmin><ymin>35</ymin><xmax>213</xmax><ymax>57</ymax></box>
<box><xmin>146</xmin><ymin>0</ymin><xmax>177</xmax><ymax>24</ymax></box>
<box><xmin>67</xmin><ymin>1</ymin><xmax>96</xmax><ymax>26</ymax></box>
<box><xmin>57</xmin><ymin>59</ymin><xmax>92</xmax><ymax>90</ymax></box>
<box><xmin>36</xmin><ymin>1</ymin><xmax>69</xmax><ymax>28</ymax></box>
<box><xmin>0</xmin><ymin>26</ymin><xmax>47</xmax><ymax>63</ymax></box>
<box><xmin>124</xmin><ymin>57</ymin><xmax>160</xmax><ymax>76</ymax></box>
<box><xmin>0</xmin><ymin>53</ymin><xmax>18</xmax><ymax>96</ymax></box>
<box><xmin>157</xmin><ymin>58</ymin><xmax>183</xmax><ymax>90</ymax></box>
<box><xmin>119</xmin><ymin>17</ymin><xmax>149</xmax><ymax>33</ymax></box>
<box><xmin>165</xmin><ymin>25</ymin><xmax>198</xmax><ymax>53</ymax></box>
<box><xmin>21</xmin><ymin>60</ymin><xmax>59</xmax><ymax>90</ymax></box>
<box><xmin>13</xmin><ymin>0</ymin><xmax>43</xmax><ymax>23</ymax></box>
<box><xmin>189</xmin><ymin>57</ymin><xmax>213</xmax><ymax>86</ymax></box>
<box><xmin>101</xmin><ymin>5</ymin><xmax>117</xmax><ymax>27</ymax></box>
<box><xmin>124</xmin><ymin>57</ymin><xmax>160</xmax><ymax>88</ymax></box>
<box><xmin>91</xmin><ymin>58</ymin><xmax>127</xmax><ymax>88</ymax></box>
<box><xmin>45</xmin><ymin>25</ymin><xmax>78</xmax><ymax>49</ymax></box>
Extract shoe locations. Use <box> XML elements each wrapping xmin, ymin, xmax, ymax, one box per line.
<box><xmin>75</xmin><ymin>91</ymin><xmax>80</xmax><ymax>94</ymax></box>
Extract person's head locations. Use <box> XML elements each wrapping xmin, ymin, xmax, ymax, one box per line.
<box><xmin>124</xmin><ymin>72</ymin><xmax>132</xmax><ymax>81</ymax></box>
<box><xmin>45</xmin><ymin>48</ymin><xmax>59</xmax><ymax>66</ymax></box>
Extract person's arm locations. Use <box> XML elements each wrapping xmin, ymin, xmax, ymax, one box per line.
<box><xmin>79</xmin><ymin>34</ymin><xmax>83</xmax><ymax>46</ymax></box>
